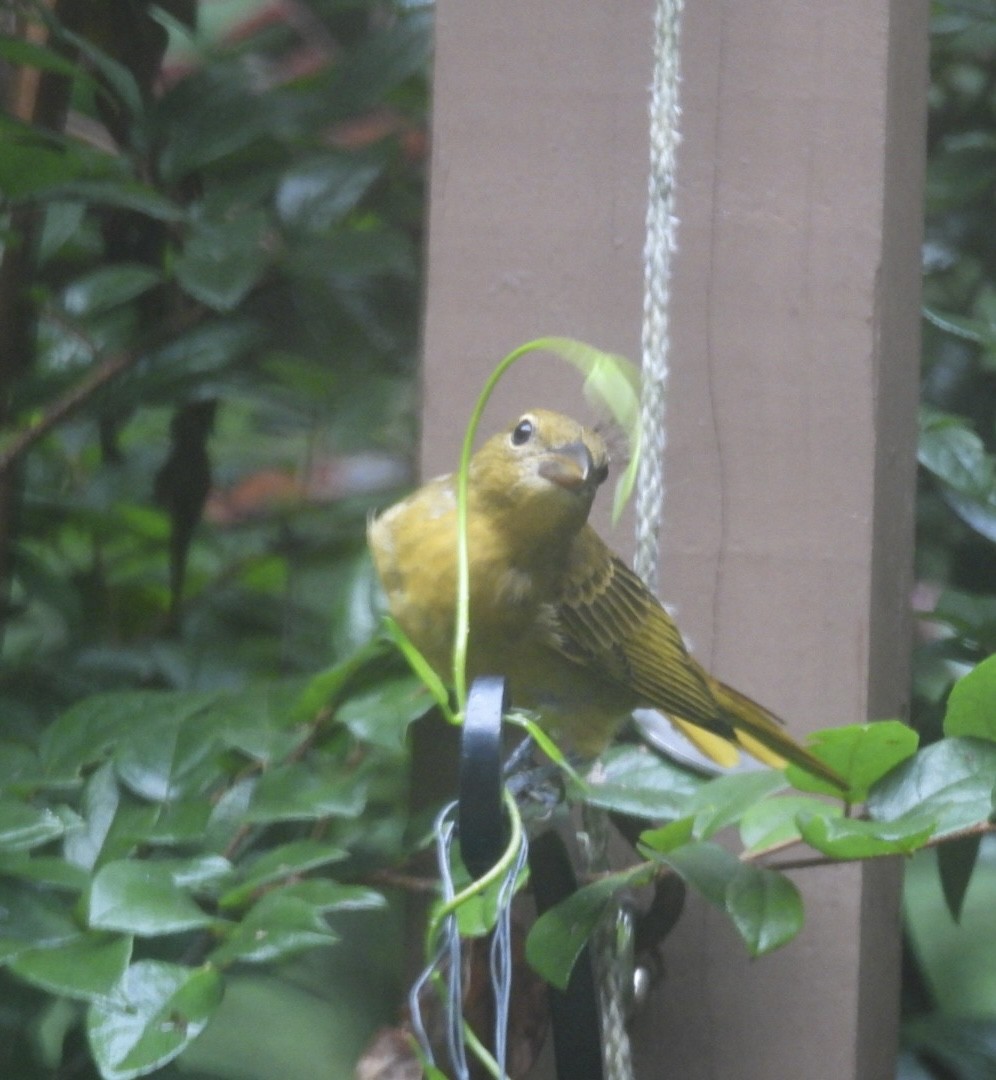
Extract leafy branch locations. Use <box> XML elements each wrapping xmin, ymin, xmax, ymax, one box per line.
<box><xmin>0</xmin><ymin>306</ymin><xmax>205</xmax><ymax>479</ymax></box>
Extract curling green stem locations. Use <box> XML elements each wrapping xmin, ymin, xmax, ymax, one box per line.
<box><xmin>451</xmin><ymin>338</ymin><xmax>642</xmax><ymax>713</ymax></box>
<box><xmin>453</xmin><ymin>341</ymin><xmax>546</xmax><ymax>711</ymax></box>
<box><xmin>427</xmin><ymin>787</ymin><xmax>524</xmax><ymax>950</ymax></box>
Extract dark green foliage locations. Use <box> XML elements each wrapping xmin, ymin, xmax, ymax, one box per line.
<box><xmin>897</xmin><ymin>2</ymin><xmax>996</xmax><ymax>1075</ymax></box>
<box><xmin>0</xmin><ymin>2</ymin><xmax>429</xmax><ymax>1076</ymax></box>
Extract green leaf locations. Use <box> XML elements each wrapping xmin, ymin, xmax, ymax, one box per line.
<box><xmin>867</xmin><ymin>738</ymin><xmax>996</xmax><ymax>838</ymax></box>
<box><xmin>381</xmin><ymin>616</ymin><xmax>454</xmax><ymax>720</ymax></box>
<box><xmin>64</xmin><ymin>762</ymin><xmax>119</xmax><ymax>872</ymax></box>
<box><xmin>41</xmin><ymin>691</ymin><xmax>217</xmax><ymax>783</ymax></box>
<box><xmin>336</xmin><ymin>676</ymin><xmax>431</xmax><ymax>751</ymax></box>
<box><xmin>274</xmin><ymin>879</ymin><xmax>386</xmax><ymax>913</ymax></box>
<box><xmin>29</xmin><ymin>179</ymin><xmax>185</xmax><ymax>221</ymax></box>
<box><xmin>642</xmin><ymin>841</ymin><xmax>742</xmax><ymax>908</ymax></box>
<box><xmin>87</xmin><ymin>961</ymin><xmax>222</xmax><ymax>1080</ymax></box>
<box><xmin>144</xmin><ymin>316</ymin><xmax>258</xmax><ymax>379</ymax></box>
<box><xmin>500</xmin><ymin>711</ymin><xmax>582</xmax><ymax>786</ymax></box>
<box><xmin>97</xmin><ymin>803</ymin><xmax>161</xmax><ymax>864</ymax></box>
<box><xmin>786</xmin><ymin>721</ymin><xmax>919</xmax><ymax>800</ymax></box>
<box><xmin>530</xmin><ymin>337</ymin><xmax>642</xmax><ymax>524</ymax></box>
<box><xmin>276</xmin><ymin>152</ymin><xmax>385</xmax><ymax>232</ymax></box>
<box><xmin>937</xmin><ymin>833</ymin><xmax>981</xmax><ymax>922</ymax></box>
<box><xmin>203</xmin><ymin>682</ymin><xmax>303</xmax><ymax>765</ymax></box>
<box><xmin>152</xmin><ymin>854</ymin><xmax>234</xmax><ymax>893</ymax></box>
<box><xmin>320</xmin><ymin>227</ymin><xmax>417</xmax><ymax>276</ymax></box>
<box><xmin>451</xmin><ymin>870</ymin><xmax>518</xmax><ymax>940</ymax></box>
<box><xmin>245</xmin><ymin>762</ymin><xmax>368</xmax><ymax>823</ymax></box>
<box><xmin>797</xmin><ymin>811</ymin><xmax>935</xmax><ymax>858</ymax></box>
<box><xmin>576</xmin><ymin>744</ymin><xmax>704</xmax><ymax>819</ymax></box>
<box><xmin>155</xmin><ymin>60</ymin><xmax>281</xmax><ymax>181</ymax></box>
<box><xmin>0</xmin><ymin>740</ymin><xmax>40</xmax><ymax>787</ymax></box>
<box><xmin>639</xmin><ymin>816</ymin><xmax>696</xmax><ymax>854</ymax></box>
<box><xmin>210</xmin><ymin>891</ymin><xmax>339</xmax><ymax>965</ymax></box>
<box><xmin>174</xmin><ymin>210</ymin><xmax>270</xmax><ymax>312</ymax></box>
<box><xmin>725</xmin><ymin>865</ymin><xmax>803</xmax><ymax>955</ymax></box>
<box><xmin>87</xmin><ymin>861</ymin><xmax>214</xmax><ymax>936</ymax></box>
<box><xmin>62</xmin><ymin>265</ymin><xmax>163</xmax><ymax>317</ymax></box>
<box><xmin>923</xmin><ymin>307</ymin><xmax>995</xmax><ymax>347</ymax></box>
<box><xmin>0</xmin><ymin>797</ymin><xmax>67</xmax><ymax>853</ymax></box>
<box><xmin>204</xmin><ymin>778</ymin><xmax>255</xmax><ymax>852</ymax></box>
<box><xmin>902</xmin><ymin>1015</ymin><xmax>996</xmax><ymax>1079</ymax></box>
<box><xmin>52</xmin><ymin>22</ymin><xmax>145</xmax><ymax>121</ymax></box>
<box><xmin>8</xmin><ymin>932</ymin><xmax>132</xmax><ymax>1002</ymax></box>
<box><xmin>220</xmin><ymin>839</ymin><xmax>348</xmax><ymax>910</ymax></box>
<box><xmin>0</xmin><ymin>880</ymin><xmax>80</xmax><ymax>961</ymax></box>
<box><xmin>321</xmin><ymin>15</ymin><xmax>432</xmax><ymax>118</ymax></box>
<box><xmin>0</xmin><ymin>35</ymin><xmax>88</xmax><ymax>80</ymax></box>
<box><xmin>740</xmin><ymin>795</ymin><xmax>843</xmax><ymax>854</ymax></box>
<box><xmin>919</xmin><ymin>412</ymin><xmax>995</xmax><ymax>499</ymax></box>
<box><xmin>0</xmin><ymin>853</ymin><xmax>89</xmax><ymax>891</ymax></box>
<box><xmin>40</xmin><ymin>696</ymin><xmax>137</xmax><ymax>781</ymax></box>
<box><xmin>944</xmin><ymin>655</ymin><xmax>996</xmax><ymax>740</ymax></box>
<box><xmin>0</xmin><ymin>138</ymin><xmax>87</xmax><ymax>197</ymax></box>
<box><xmin>111</xmin><ymin>692</ymin><xmax>223</xmax><ymax>802</ymax></box>
<box><xmin>684</xmin><ymin>771</ymin><xmax>787</xmax><ymax>838</ymax></box>
<box><xmin>290</xmin><ymin>637</ymin><xmax>390</xmax><ymax>723</ymax></box>
<box><xmin>143</xmin><ymin>799</ymin><xmax>213</xmax><ymax>845</ymax></box>
<box><xmin>525</xmin><ymin>864</ymin><xmax>654</xmax><ymax>990</ymax></box>
<box><xmin>944</xmin><ymin>487</ymin><xmax>996</xmax><ymax>545</ymax></box>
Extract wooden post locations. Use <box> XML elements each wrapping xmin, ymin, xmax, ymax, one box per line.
<box><xmin>419</xmin><ymin>1</ymin><xmax>928</xmax><ymax>1076</ymax></box>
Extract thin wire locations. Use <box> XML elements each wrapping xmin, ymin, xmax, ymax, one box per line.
<box><xmin>411</xmin><ymin>799</ymin><xmax>526</xmax><ymax>1080</ymax></box>
<box><xmin>490</xmin><ymin>829</ymin><xmax>529</xmax><ymax>1076</ymax></box>
<box><xmin>409</xmin><ymin>801</ymin><xmax>471</xmax><ymax>1080</ymax></box>
<box><xmin>438</xmin><ymin>807</ymin><xmax>471</xmax><ymax>1079</ymax></box>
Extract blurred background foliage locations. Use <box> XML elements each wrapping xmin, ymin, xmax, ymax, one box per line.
<box><xmin>0</xmin><ymin>1</ymin><xmax>431</xmax><ymax>1077</ymax></box>
<box><xmin>3</xmin><ymin>0</ymin><xmax>996</xmax><ymax>1077</ymax></box>
<box><xmin>903</xmin><ymin>2</ymin><xmax>996</xmax><ymax>1077</ymax></box>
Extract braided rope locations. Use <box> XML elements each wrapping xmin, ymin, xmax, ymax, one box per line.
<box><xmin>596</xmin><ymin>2</ymin><xmax>685</xmax><ymax>1078</ymax></box>
<box><xmin>634</xmin><ymin>0</ymin><xmax>684</xmax><ymax>592</ymax></box>
<box><xmin>596</xmin><ymin>905</ymin><xmax>635</xmax><ymax>1080</ymax></box>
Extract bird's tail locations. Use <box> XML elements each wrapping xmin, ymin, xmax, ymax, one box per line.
<box><xmin>708</xmin><ymin>676</ymin><xmax>848</xmax><ymax>791</ymax></box>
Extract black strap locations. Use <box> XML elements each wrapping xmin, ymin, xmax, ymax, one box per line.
<box><xmin>458</xmin><ymin>676</ymin><xmax>605</xmax><ymax>1080</ymax></box>
<box><xmin>529</xmin><ymin>830</ymin><xmax>605</xmax><ymax>1080</ymax></box>
<box><xmin>459</xmin><ymin>675</ymin><xmax>509</xmax><ymax>878</ymax></box>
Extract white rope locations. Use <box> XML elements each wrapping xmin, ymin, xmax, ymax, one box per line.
<box><xmin>596</xmin><ymin>904</ymin><xmax>635</xmax><ymax>1080</ymax></box>
<box><xmin>596</xmin><ymin>2</ymin><xmax>685</xmax><ymax>1078</ymax></box>
<box><xmin>634</xmin><ymin>0</ymin><xmax>684</xmax><ymax>593</ymax></box>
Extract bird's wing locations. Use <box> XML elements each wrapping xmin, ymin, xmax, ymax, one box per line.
<box><xmin>547</xmin><ymin>526</ymin><xmax>725</xmax><ymax>730</ymax></box>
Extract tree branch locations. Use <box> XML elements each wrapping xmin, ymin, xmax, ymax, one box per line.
<box><xmin>0</xmin><ymin>306</ymin><xmax>203</xmax><ymax>479</ymax></box>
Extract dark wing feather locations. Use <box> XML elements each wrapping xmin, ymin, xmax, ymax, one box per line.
<box><xmin>550</xmin><ymin>526</ymin><xmax>725</xmax><ymax>730</ymax></box>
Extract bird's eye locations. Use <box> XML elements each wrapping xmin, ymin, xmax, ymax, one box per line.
<box><xmin>510</xmin><ymin>418</ymin><xmax>534</xmax><ymax>446</ymax></box>
<box><xmin>592</xmin><ymin>460</ymin><xmax>609</xmax><ymax>485</ymax></box>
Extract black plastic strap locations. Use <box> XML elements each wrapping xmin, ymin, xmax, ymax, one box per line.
<box><xmin>529</xmin><ymin>829</ymin><xmax>605</xmax><ymax>1080</ymax></box>
<box><xmin>458</xmin><ymin>677</ymin><xmax>605</xmax><ymax>1078</ymax></box>
<box><xmin>458</xmin><ymin>675</ymin><xmax>509</xmax><ymax>879</ymax></box>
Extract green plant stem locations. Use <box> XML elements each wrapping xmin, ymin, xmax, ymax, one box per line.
<box><xmin>451</xmin><ymin>341</ymin><xmax>547</xmax><ymax>711</ymax></box>
<box><xmin>464</xmin><ymin>1023</ymin><xmax>503</xmax><ymax>1079</ymax></box>
<box><xmin>761</xmin><ymin>818</ymin><xmax>996</xmax><ymax>873</ymax></box>
<box><xmin>450</xmin><ymin>337</ymin><xmax>642</xmax><ymax>712</ymax></box>
<box><xmin>426</xmin><ymin>787</ymin><xmax>525</xmax><ymax>950</ymax></box>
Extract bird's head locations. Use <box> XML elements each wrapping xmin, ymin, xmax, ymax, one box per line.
<box><xmin>470</xmin><ymin>409</ymin><xmax>610</xmax><ymax>534</ymax></box>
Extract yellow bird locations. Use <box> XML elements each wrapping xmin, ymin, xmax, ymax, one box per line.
<box><xmin>369</xmin><ymin>409</ymin><xmax>844</xmax><ymax>788</ymax></box>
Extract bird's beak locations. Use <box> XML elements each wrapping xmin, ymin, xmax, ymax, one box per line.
<box><xmin>538</xmin><ymin>441</ymin><xmax>608</xmax><ymax>491</ymax></box>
